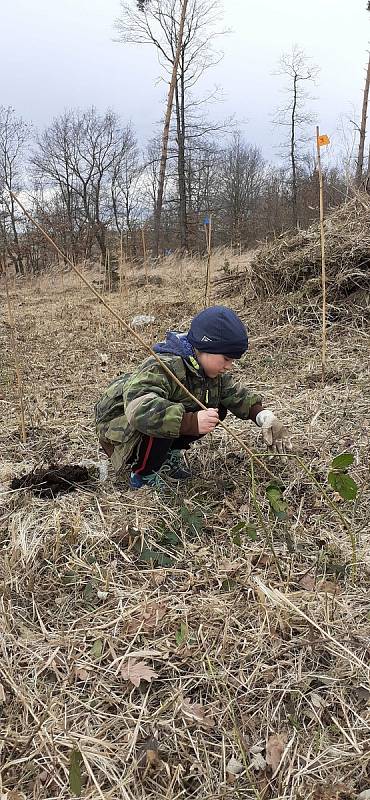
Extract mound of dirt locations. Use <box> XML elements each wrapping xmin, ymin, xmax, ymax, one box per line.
<box><xmin>11</xmin><ymin>464</ymin><xmax>90</xmax><ymax>498</ymax></box>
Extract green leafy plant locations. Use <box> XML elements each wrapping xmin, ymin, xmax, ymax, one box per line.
<box><xmin>230</xmin><ymin>520</ymin><xmax>258</xmax><ymax>546</ymax></box>
<box><xmin>180</xmin><ymin>506</ymin><xmax>204</xmax><ymax>537</ymax></box>
<box><xmin>62</xmin><ymin>570</ymin><xmax>79</xmax><ymax>586</ymax></box>
<box><xmin>220</xmin><ymin>577</ymin><xmax>238</xmax><ymax>592</ymax></box>
<box><xmin>158</xmin><ymin>524</ymin><xmax>181</xmax><ymax>547</ymax></box>
<box><xmin>328</xmin><ymin>453</ymin><xmax>358</xmax><ymax>501</ymax></box>
<box><xmin>266</xmin><ymin>482</ymin><xmax>288</xmax><ymax>521</ymax></box>
<box><xmin>90</xmin><ymin>638</ymin><xmax>103</xmax><ymax>659</ymax></box>
<box><xmin>133</xmin><ymin>538</ymin><xmax>174</xmax><ymax>567</ymax></box>
<box><xmin>83</xmin><ymin>579</ymin><xmax>96</xmax><ymax>602</ymax></box>
<box><xmin>175</xmin><ymin>621</ymin><xmax>188</xmax><ymax>645</ymax></box>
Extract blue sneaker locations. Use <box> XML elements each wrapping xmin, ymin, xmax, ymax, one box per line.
<box><xmin>129</xmin><ymin>471</ymin><xmax>166</xmax><ymax>490</ymax></box>
<box><xmin>162</xmin><ymin>450</ymin><xmax>192</xmax><ymax>480</ymax></box>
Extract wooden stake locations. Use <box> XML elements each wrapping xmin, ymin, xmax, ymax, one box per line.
<box><xmin>107</xmin><ymin>248</ymin><xmax>111</xmax><ymax>294</ymax></box>
<box><xmin>103</xmin><ymin>249</ymin><xmax>108</xmax><ymax>292</ymax></box>
<box><xmin>120</xmin><ymin>229</ymin><xmax>124</xmax><ymax>299</ymax></box>
<box><xmin>142</xmin><ymin>227</ymin><xmax>148</xmax><ymax>288</ymax></box>
<box><xmin>4</xmin><ymin>263</ymin><xmax>27</xmax><ymax>443</ymax></box>
<box><xmin>204</xmin><ymin>215</ymin><xmax>212</xmax><ymax>307</ymax></box>
<box><xmin>316</xmin><ymin>126</ymin><xmax>327</xmax><ymax>383</ymax></box>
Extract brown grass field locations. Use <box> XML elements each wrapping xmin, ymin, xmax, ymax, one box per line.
<box><xmin>1</xmin><ymin>250</ymin><xmax>370</xmax><ymax>800</ymax></box>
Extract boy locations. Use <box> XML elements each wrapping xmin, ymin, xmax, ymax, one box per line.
<box><xmin>95</xmin><ymin>306</ymin><xmax>289</xmax><ymax>489</ymax></box>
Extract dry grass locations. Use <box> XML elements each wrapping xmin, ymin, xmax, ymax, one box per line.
<box><xmin>1</xmin><ymin>249</ymin><xmax>370</xmax><ymax>800</ymax></box>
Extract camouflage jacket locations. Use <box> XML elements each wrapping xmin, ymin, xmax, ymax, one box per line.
<box><xmin>95</xmin><ymin>353</ymin><xmax>262</xmax><ymax>464</ymax></box>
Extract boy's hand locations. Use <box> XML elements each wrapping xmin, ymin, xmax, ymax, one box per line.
<box><xmin>198</xmin><ymin>408</ymin><xmax>219</xmax><ymax>434</ymax></box>
<box><xmin>256</xmin><ymin>410</ymin><xmax>292</xmax><ymax>453</ymax></box>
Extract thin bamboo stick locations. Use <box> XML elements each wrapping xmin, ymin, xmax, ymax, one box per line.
<box><xmin>316</xmin><ymin>126</ymin><xmax>327</xmax><ymax>383</ymax></box>
<box><xmin>104</xmin><ymin>249</ymin><xmax>108</xmax><ymax>293</ymax></box>
<box><xmin>204</xmin><ymin>215</ymin><xmax>212</xmax><ymax>307</ymax></box>
<box><xmin>4</xmin><ymin>263</ymin><xmax>26</xmax><ymax>443</ymax></box>
<box><xmin>142</xmin><ymin>227</ymin><xmax>148</xmax><ymax>288</ymax></box>
<box><xmin>107</xmin><ymin>248</ymin><xmax>111</xmax><ymax>294</ymax></box>
<box><xmin>120</xmin><ymin>229</ymin><xmax>124</xmax><ymax>299</ymax></box>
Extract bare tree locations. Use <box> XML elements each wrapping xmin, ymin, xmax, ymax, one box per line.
<box><xmin>0</xmin><ymin>107</ymin><xmax>30</xmax><ymax>274</ymax></box>
<box><xmin>273</xmin><ymin>46</ymin><xmax>319</xmax><ymax>227</ymax></box>
<box><xmin>110</xmin><ymin>141</ymin><xmax>141</xmax><ymax>234</ymax></box>
<box><xmin>356</xmin><ymin>52</ymin><xmax>370</xmax><ymax>187</ymax></box>
<box><xmin>218</xmin><ymin>133</ymin><xmax>265</xmax><ymax>246</ymax></box>
<box><xmin>33</xmin><ymin>108</ymin><xmax>135</xmax><ymax>261</ymax></box>
<box><xmin>115</xmin><ymin>0</ymin><xmax>225</xmax><ymax>253</ymax></box>
<box><xmin>32</xmin><ymin>112</ymin><xmax>83</xmax><ymax>260</ymax></box>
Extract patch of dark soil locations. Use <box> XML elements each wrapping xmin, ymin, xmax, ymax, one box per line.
<box><xmin>138</xmin><ymin>275</ymin><xmax>163</xmax><ymax>287</ymax></box>
<box><xmin>304</xmin><ymin>369</ymin><xmax>343</xmax><ymax>387</ymax></box>
<box><xmin>11</xmin><ymin>464</ymin><xmax>91</xmax><ymax>498</ymax></box>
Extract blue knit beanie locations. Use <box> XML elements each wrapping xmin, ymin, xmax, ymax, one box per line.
<box><xmin>187</xmin><ymin>306</ymin><xmax>248</xmax><ymax>359</ymax></box>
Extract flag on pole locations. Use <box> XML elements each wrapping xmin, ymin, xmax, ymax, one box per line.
<box><xmin>317</xmin><ymin>134</ymin><xmax>330</xmax><ymax>147</ymax></box>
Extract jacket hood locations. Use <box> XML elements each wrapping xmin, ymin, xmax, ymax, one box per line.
<box><xmin>153</xmin><ymin>331</ymin><xmax>195</xmax><ymax>360</ymax></box>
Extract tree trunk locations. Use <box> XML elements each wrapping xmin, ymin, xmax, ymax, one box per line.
<box><xmin>95</xmin><ymin>222</ymin><xmax>107</xmax><ymax>263</ymax></box>
<box><xmin>9</xmin><ymin>195</ymin><xmax>24</xmax><ymax>275</ymax></box>
<box><xmin>153</xmin><ymin>0</ymin><xmax>188</xmax><ymax>258</ymax></box>
<box><xmin>356</xmin><ymin>53</ymin><xmax>370</xmax><ymax>188</ymax></box>
<box><xmin>175</xmin><ymin>65</ymin><xmax>188</xmax><ymax>251</ymax></box>
<box><xmin>290</xmin><ymin>73</ymin><xmax>298</xmax><ymax>228</ymax></box>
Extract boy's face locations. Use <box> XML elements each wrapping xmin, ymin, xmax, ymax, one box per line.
<box><xmin>196</xmin><ymin>352</ymin><xmax>235</xmax><ymax>378</ymax></box>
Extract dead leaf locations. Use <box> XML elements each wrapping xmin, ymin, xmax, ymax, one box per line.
<box><xmin>251</xmin><ymin>552</ymin><xmax>271</xmax><ymax>567</ymax></box>
<box><xmin>317</xmin><ymin>579</ymin><xmax>339</xmax><ymax>595</ymax></box>
<box><xmin>265</xmin><ymin>733</ymin><xmax>288</xmax><ymax>773</ymax></box>
<box><xmin>74</xmin><ymin>667</ymin><xmax>91</xmax><ymax>681</ymax></box>
<box><xmin>250</xmin><ymin>744</ymin><xmax>264</xmax><ymax>754</ymax></box>
<box><xmin>136</xmin><ymin>737</ymin><xmax>161</xmax><ymax>770</ymax></box>
<box><xmin>1</xmin><ymin>794</ymin><xmax>27</xmax><ymax>800</ymax></box>
<box><xmin>226</xmin><ymin>756</ymin><xmax>244</xmax><ymax>776</ymax></box>
<box><xmin>127</xmin><ymin>602</ymin><xmax>167</xmax><ymax>634</ymax></box>
<box><xmin>181</xmin><ymin>698</ymin><xmax>214</xmax><ymax>729</ymax></box>
<box><xmin>357</xmin><ymin>791</ymin><xmax>370</xmax><ymax>800</ymax></box>
<box><xmin>250</xmin><ymin>751</ymin><xmax>267</xmax><ymax>771</ymax></box>
<box><xmin>356</xmin><ymin>685</ymin><xmax>370</xmax><ymax>705</ymax></box>
<box><xmin>314</xmin><ymin>786</ymin><xmax>356</xmax><ymax>800</ymax></box>
<box><xmin>298</xmin><ymin>573</ymin><xmax>316</xmax><ymax>591</ymax></box>
<box><xmin>332</xmin><ymin>491</ymin><xmax>344</xmax><ymax>503</ymax></box>
<box><xmin>218</xmin><ymin>558</ymin><xmax>240</xmax><ymax>575</ymax></box>
<box><xmin>151</xmin><ymin>570</ymin><xmax>166</xmax><ymax>587</ymax></box>
<box><xmin>120</xmin><ymin>658</ymin><xmax>158</xmax><ymax>688</ymax></box>
<box><xmin>310</xmin><ymin>692</ymin><xmax>325</xmax><ymax>709</ymax></box>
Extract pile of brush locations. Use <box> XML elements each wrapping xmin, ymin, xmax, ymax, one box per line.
<box><xmin>251</xmin><ymin>193</ymin><xmax>370</xmax><ymax>302</ymax></box>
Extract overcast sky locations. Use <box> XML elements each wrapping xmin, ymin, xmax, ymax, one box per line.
<box><xmin>2</xmin><ymin>0</ymin><xmax>369</xmax><ymax>162</ymax></box>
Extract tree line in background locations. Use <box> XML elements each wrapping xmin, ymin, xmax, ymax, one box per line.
<box><xmin>0</xmin><ymin>0</ymin><xmax>369</xmax><ymax>275</ymax></box>
<box><xmin>0</xmin><ymin>103</ymin><xmax>351</xmax><ymax>276</ymax></box>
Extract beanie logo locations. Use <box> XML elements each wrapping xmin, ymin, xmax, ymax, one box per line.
<box><xmin>201</xmin><ymin>335</ymin><xmax>212</xmax><ymax>342</ymax></box>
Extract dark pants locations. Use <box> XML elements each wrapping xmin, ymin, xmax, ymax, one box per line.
<box><xmin>130</xmin><ymin>405</ymin><xmax>227</xmax><ymax>477</ymax></box>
